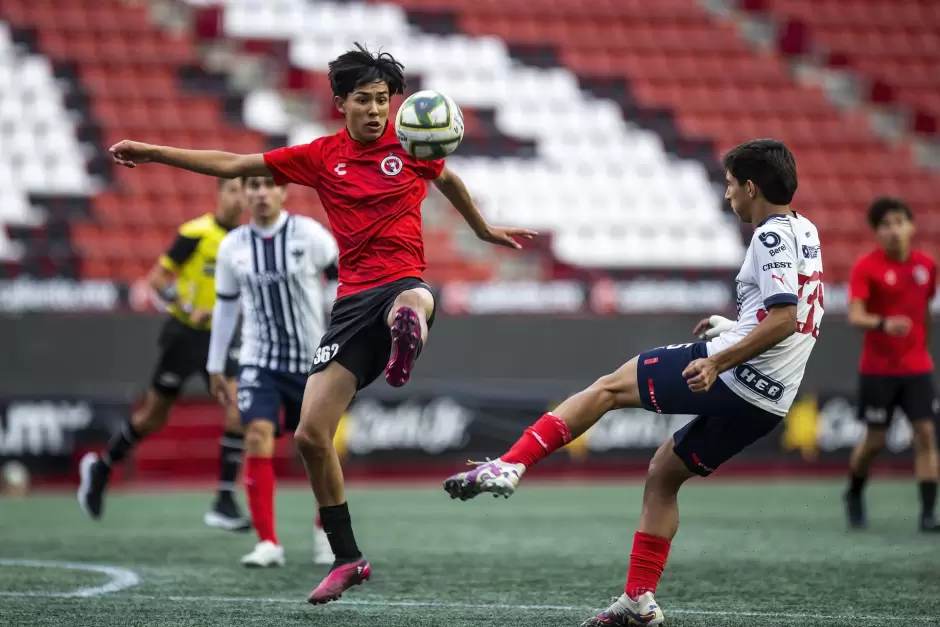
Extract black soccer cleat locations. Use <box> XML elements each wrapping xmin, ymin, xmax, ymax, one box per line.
<box><xmin>77</xmin><ymin>452</ymin><xmax>110</xmax><ymax>520</ymax></box>
<box><xmin>919</xmin><ymin>515</ymin><xmax>940</xmax><ymax>533</ymax></box>
<box><xmin>204</xmin><ymin>492</ymin><xmax>252</xmax><ymax>533</ymax></box>
<box><xmin>843</xmin><ymin>489</ymin><xmax>867</xmax><ymax>530</ymax></box>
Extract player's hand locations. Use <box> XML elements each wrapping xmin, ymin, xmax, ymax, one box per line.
<box><xmin>683</xmin><ymin>357</ymin><xmax>718</xmax><ymax>393</ymax></box>
<box><xmin>109</xmin><ymin>140</ymin><xmax>156</xmax><ymax>168</ymax></box>
<box><xmin>478</xmin><ymin>225</ymin><xmax>537</xmax><ymax>250</ymax></box>
<box><xmin>693</xmin><ymin>315</ymin><xmax>735</xmax><ymax>340</ymax></box>
<box><xmin>189</xmin><ymin>307</ymin><xmax>212</xmax><ymax>325</ymax></box>
<box><xmin>209</xmin><ymin>374</ymin><xmax>231</xmax><ymax>407</ymax></box>
<box><xmin>883</xmin><ymin>315</ymin><xmax>912</xmax><ymax>337</ymax></box>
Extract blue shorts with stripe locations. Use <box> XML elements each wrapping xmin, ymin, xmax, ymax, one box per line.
<box><xmin>635</xmin><ymin>342</ymin><xmax>782</xmax><ymax>476</ymax></box>
<box><xmin>236</xmin><ymin>366</ymin><xmax>306</xmax><ymax>436</ymax></box>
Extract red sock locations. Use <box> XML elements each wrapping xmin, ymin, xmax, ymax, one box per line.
<box><xmin>501</xmin><ymin>413</ymin><xmax>572</xmax><ymax>467</ymax></box>
<box><xmin>244</xmin><ymin>456</ymin><xmax>277</xmax><ymax>545</ymax></box>
<box><xmin>625</xmin><ymin>531</ymin><xmax>671</xmax><ymax>599</ymax></box>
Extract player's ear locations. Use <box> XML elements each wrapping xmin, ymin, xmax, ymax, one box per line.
<box><xmin>746</xmin><ymin>180</ymin><xmax>758</xmax><ymax>200</ymax></box>
<box><xmin>333</xmin><ymin>95</ymin><xmax>346</xmax><ymax>116</ymax></box>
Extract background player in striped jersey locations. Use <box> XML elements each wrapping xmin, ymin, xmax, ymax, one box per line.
<box><xmin>844</xmin><ymin>196</ymin><xmax>939</xmax><ymax>532</ymax></box>
<box><xmin>443</xmin><ymin>140</ymin><xmax>823</xmax><ymax>627</ymax></box>
<box><xmin>108</xmin><ymin>43</ymin><xmax>534</xmax><ymax>603</ymax></box>
<box><xmin>77</xmin><ymin>178</ymin><xmax>250</xmax><ymax>532</ymax></box>
<box><xmin>206</xmin><ymin>175</ymin><xmax>339</xmax><ymax>567</ymax></box>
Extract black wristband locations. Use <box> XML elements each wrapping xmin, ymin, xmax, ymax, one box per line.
<box><xmin>875</xmin><ymin>318</ymin><xmax>885</xmax><ymax>331</ymax></box>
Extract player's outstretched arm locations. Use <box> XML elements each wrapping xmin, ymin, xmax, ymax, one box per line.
<box><xmin>684</xmin><ymin>305</ymin><xmax>797</xmax><ymax>392</ymax></box>
<box><xmin>433</xmin><ymin>167</ymin><xmax>536</xmax><ymax>249</ymax></box>
<box><xmin>109</xmin><ymin>140</ymin><xmax>270</xmax><ymax>179</ymax></box>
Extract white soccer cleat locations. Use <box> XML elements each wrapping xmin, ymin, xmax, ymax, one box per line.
<box><xmin>240</xmin><ymin>541</ymin><xmax>286</xmax><ymax>568</ymax></box>
<box><xmin>580</xmin><ymin>592</ymin><xmax>665</xmax><ymax>626</ymax></box>
<box><xmin>313</xmin><ymin>526</ymin><xmax>334</xmax><ymax>565</ymax></box>
<box><xmin>443</xmin><ymin>458</ymin><xmax>524</xmax><ymax>501</ymax></box>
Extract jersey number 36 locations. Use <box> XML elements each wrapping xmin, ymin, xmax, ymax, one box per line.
<box><xmin>313</xmin><ymin>343</ymin><xmax>340</xmax><ymax>365</ymax></box>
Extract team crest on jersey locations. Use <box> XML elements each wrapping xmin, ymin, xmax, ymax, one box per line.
<box><xmin>380</xmin><ymin>154</ymin><xmax>403</xmax><ymax>176</ymax></box>
<box><xmin>913</xmin><ymin>265</ymin><xmax>929</xmax><ymax>286</ymax></box>
<box><xmin>884</xmin><ymin>269</ymin><xmax>897</xmax><ymax>286</ymax></box>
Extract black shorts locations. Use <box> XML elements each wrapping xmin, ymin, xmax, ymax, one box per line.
<box><xmin>310</xmin><ymin>277</ymin><xmax>435</xmax><ymax>390</ymax></box>
<box><xmin>150</xmin><ymin>317</ymin><xmax>239</xmax><ymax>398</ymax></box>
<box><xmin>636</xmin><ymin>342</ymin><xmax>782</xmax><ymax>477</ymax></box>
<box><xmin>857</xmin><ymin>373</ymin><xmax>939</xmax><ymax>426</ymax></box>
<box><xmin>237</xmin><ymin>366</ymin><xmax>305</xmax><ymax>437</ymax></box>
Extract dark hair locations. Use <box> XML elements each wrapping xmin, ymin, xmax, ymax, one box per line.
<box><xmin>217</xmin><ymin>177</ymin><xmax>241</xmax><ymax>190</ymax></box>
<box><xmin>867</xmin><ymin>196</ymin><xmax>913</xmax><ymax>228</ymax></box>
<box><xmin>328</xmin><ymin>42</ymin><xmax>406</xmax><ymax>99</ymax></box>
<box><xmin>722</xmin><ymin>139</ymin><xmax>798</xmax><ymax>205</ymax></box>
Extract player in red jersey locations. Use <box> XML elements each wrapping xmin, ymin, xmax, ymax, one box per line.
<box><xmin>108</xmin><ymin>43</ymin><xmax>534</xmax><ymax>603</ymax></box>
<box><xmin>844</xmin><ymin>196</ymin><xmax>939</xmax><ymax>532</ymax></box>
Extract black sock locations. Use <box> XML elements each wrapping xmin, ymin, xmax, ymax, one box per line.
<box><xmin>848</xmin><ymin>472</ymin><xmax>868</xmax><ymax>497</ymax></box>
<box><xmin>217</xmin><ymin>431</ymin><xmax>244</xmax><ymax>495</ymax></box>
<box><xmin>319</xmin><ymin>502</ymin><xmax>362</xmax><ymax>563</ymax></box>
<box><xmin>919</xmin><ymin>481</ymin><xmax>937</xmax><ymax>519</ymax></box>
<box><xmin>102</xmin><ymin>421</ymin><xmax>142</xmax><ymax>467</ymax></box>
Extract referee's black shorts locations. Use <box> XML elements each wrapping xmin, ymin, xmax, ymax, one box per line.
<box><xmin>150</xmin><ymin>317</ymin><xmax>239</xmax><ymax>398</ymax></box>
<box><xmin>857</xmin><ymin>373</ymin><xmax>940</xmax><ymax>427</ymax></box>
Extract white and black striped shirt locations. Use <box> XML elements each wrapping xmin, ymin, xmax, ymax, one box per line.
<box><xmin>215</xmin><ymin>212</ymin><xmax>338</xmax><ymax>373</ymax></box>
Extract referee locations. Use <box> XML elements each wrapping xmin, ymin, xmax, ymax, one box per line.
<box><xmin>78</xmin><ymin>178</ymin><xmax>251</xmax><ymax>532</ymax></box>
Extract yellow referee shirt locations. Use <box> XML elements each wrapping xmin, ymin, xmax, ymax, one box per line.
<box><xmin>158</xmin><ymin>213</ymin><xmax>234</xmax><ymax>330</ymax></box>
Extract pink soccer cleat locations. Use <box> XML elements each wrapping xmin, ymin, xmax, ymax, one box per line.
<box><xmin>307</xmin><ymin>557</ymin><xmax>371</xmax><ymax>605</ymax></box>
<box><xmin>385</xmin><ymin>306</ymin><xmax>421</xmax><ymax>388</ymax></box>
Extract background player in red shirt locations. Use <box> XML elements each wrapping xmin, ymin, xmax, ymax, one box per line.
<box><xmin>108</xmin><ymin>43</ymin><xmax>534</xmax><ymax>603</ymax></box>
<box><xmin>844</xmin><ymin>197</ymin><xmax>939</xmax><ymax>532</ymax></box>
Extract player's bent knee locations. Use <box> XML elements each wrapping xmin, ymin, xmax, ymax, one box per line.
<box><xmin>647</xmin><ymin>439</ymin><xmax>693</xmax><ymax>487</ymax></box>
<box><xmin>294</xmin><ymin>420</ymin><xmax>335</xmax><ymax>457</ymax></box>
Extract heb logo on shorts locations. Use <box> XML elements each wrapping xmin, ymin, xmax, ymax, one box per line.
<box><xmin>733</xmin><ymin>365</ymin><xmax>785</xmax><ymax>401</ymax></box>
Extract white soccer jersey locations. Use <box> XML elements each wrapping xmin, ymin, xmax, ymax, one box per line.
<box><xmin>215</xmin><ymin>212</ymin><xmax>338</xmax><ymax>373</ymax></box>
<box><xmin>706</xmin><ymin>213</ymin><xmax>824</xmax><ymax>416</ymax></box>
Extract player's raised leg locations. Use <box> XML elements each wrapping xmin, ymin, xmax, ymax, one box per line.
<box><xmin>294</xmin><ymin>362</ymin><xmax>370</xmax><ymax>603</ymax></box>
<box><xmin>78</xmin><ymin>389</ymin><xmax>174</xmax><ymax>520</ymax></box>
<box><xmin>444</xmin><ymin>357</ymin><xmax>641</xmax><ymax>500</ymax></box>
<box><xmin>384</xmin><ymin>286</ymin><xmax>434</xmax><ymax>388</ymax></box>
<box><xmin>240</xmin><ymin>418</ymin><xmax>284</xmax><ymax>567</ymax></box>
<box><xmin>205</xmin><ymin>376</ymin><xmax>251</xmax><ymax>532</ymax></box>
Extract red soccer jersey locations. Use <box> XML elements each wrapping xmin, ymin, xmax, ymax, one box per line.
<box><xmin>848</xmin><ymin>249</ymin><xmax>937</xmax><ymax>375</ymax></box>
<box><xmin>263</xmin><ymin>124</ymin><xmax>445</xmax><ymax>298</ymax></box>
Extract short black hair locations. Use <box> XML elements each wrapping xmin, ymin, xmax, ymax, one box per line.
<box><xmin>217</xmin><ymin>177</ymin><xmax>241</xmax><ymax>190</ymax></box>
<box><xmin>328</xmin><ymin>42</ymin><xmax>406</xmax><ymax>99</ymax></box>
<box><xmin>722</xmin><ymin>139</ymin><xmax>798</xmax><ymax>205</ymax></box>
<box><xmin>867</xmin><ymin>196</ymin><xmax>913</xmax><ymax>228</ymax></box>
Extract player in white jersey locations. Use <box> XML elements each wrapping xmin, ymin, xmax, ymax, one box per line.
<box><xmin>441</xmin><ymin>140</ymin><xmax>820</xmax><ymax>626</ymax></box>
<box><xmin>206</xmin><ymin>175</ymin><xmax>339</xmax><ymax>568</ymax></box>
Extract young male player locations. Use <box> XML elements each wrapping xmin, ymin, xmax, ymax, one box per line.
<box><xmin>78</xmin><ymin>178</ymin><xmax>250</xmax><ymax>532</ymax></box>
<box><xmin>108</xmin><ymin>43</ymin><xmax>533</xmax><ymax>602</ymax></box>
<box><xmin>443</xmin><ymin>139</ymin><xmax>823</xmax><ymax>626</ymax></box>
<box><xmin>206</xmin><ymin>175</ymin><xmax>339</xmax><ymax>567</ymax></box>
<box><xmin>843</xmin><ymin>196</ymin><xmax>939</xmax><ymax>532</ymax></box>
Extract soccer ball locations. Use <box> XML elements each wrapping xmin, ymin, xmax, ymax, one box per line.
<box><xmin>395</xmin><ymin>90</ymin><xmax>464</xmax><ymax>160</ymax></box>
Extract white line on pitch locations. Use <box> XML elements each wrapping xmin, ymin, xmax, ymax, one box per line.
<box><xmin>0</xmin><ymin>559</ymin><xmax>140</xmax><ymax>598</ymax></box>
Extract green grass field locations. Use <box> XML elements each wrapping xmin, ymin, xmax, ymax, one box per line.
<box><xmin>2</xmin><ymin>480</ymin><xmax>940</xmax><ymax>626</ymax></box>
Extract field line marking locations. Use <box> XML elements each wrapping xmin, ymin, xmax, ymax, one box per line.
<box><xmin>0</xmin><ymin>559</ymin><xmax>141</xmax><ymax>598</ymax></box>
<box><xmin>23</xmin><ymin>592</ymin><xmax>928</xmax><ymax>623</ymax></box>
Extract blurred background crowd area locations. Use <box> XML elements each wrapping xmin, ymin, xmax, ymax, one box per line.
<box><xmin>0</xmin><ymin>0</ymin><xmax>938</xmax><ymax>484</ymax></box>
<box><xmin>0</xmin><ymin>0</ymin><xmax>939</xmax><ymax>302</ymax></box>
